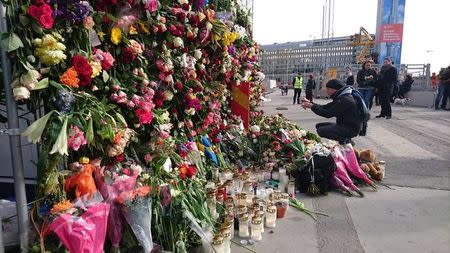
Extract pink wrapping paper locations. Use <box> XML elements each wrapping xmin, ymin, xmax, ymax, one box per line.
<box><xmin>50</xmin><ymin>203</ymin><xmax>110</xmax><ymax>253</ymax></box>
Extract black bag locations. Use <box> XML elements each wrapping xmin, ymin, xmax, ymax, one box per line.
<box><xmin>350</xmin><ymin>88</ymin><xmax>370</xmax><ymax>136</ymax></box>
<box><xmin>291</xmin><ymin>153</ymin><xmax>336</xmax><ymax>196</ymax></box>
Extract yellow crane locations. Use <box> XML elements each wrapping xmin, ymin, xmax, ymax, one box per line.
<box><xmin>348</xmin><ymin>27</ymin><xmax>375</xmax><ymax>64</ymax></box>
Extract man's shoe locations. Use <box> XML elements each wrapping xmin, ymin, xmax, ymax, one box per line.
<box><xmin>375</xmin><ymin>115</ymin><xmax>385</xmax><ymax>118</ymax></box>
<box><xmin>386</xmin><ymin>116</ymin><xmax>391</xmax><ymax>119</ymax></box>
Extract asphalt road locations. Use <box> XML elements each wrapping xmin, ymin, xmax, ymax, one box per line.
<box><xmin>232</xmin><ymin>91</ymin><xmax>450</xmax><ymax>253</ymax></box>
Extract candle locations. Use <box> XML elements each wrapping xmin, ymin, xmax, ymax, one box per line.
<box><xmin>220</xmin><ymin>228</ymin><xmax>231</xmax><ymax>253</ymax></box>
<box><xmin>256</xmin><ymin>210</ymin><xmax>265</xmax><ymax>233</ymax></box>
<box><xmin>280</xmin><ymin>193</ymin><xmax>289</xmax><ymax>210</ymax></box>
<box><xmin>251</xmin><ymin>216</ymin><xmax>263</xmax><ymax>241</ymax></box>
<box><xmin>238</xmin><ymin>213</ymin><xmax>250</xmax><ymax>238</ymax></box>
<box><xmin>212</xmin><ymin>235</ymin><xmax>226</xmax><ymax>253</ymax></box>
<box><xmin>287</xmin><ymin>181</ymin><xmax>296</xmax><ymax>197</ymax></box>
<box><xmin>238</xmin><ymin>193</ymin><xmax>247</xmax><ymax>206</ymax></box>
<box><xmin>265</xmin><ymin>204</ymin><xmax>277</xmax><ymax>228</ymax></box>
<box><xmin>279</xmin><ymin>168</ymin><xmax>286</xmax><ymax>176</ymax></box>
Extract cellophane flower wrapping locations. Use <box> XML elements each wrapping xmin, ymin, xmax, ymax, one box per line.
<box><xmin>94</xmin><ymin>166</ymin><xmax>139</xmax><ymax>249</ymax></box>
<box><xmin>50</xmin><ymin>202</ymin><xmax>110</xmax><ymax>253</ymax></box>
<box><xmin>122</xmin><ymin>197</ymin><xmax>153</xmax><ymax>253</ymax></box>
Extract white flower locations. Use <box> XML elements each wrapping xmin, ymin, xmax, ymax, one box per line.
<box><xmin>173</xmin><ymin>37</ymin><xmax>184</xmax><ymax>48</ymax></box>
<box><xmin>164</xmin><ymin>90</ymin><xmax>174</xmax><ymax>101</ymax></box>
<box><xmin>250</xmin><ymin>125</ymin><xmax>260</xmax><ymax>133</ymax></box>
<box><xmin>178</xmin><ymin>0</ymin><xmax>188</xmax><ymax>4</ymax></box>
<box><xmin>206</xmin><ymin>22</ymin><xmax>213</xmax><ymax>31</ymax></box>
<box><xmin>13</xmin><ymin>87</ymin><xmax>30</xmax><ymax>101</ymax></box>
<box><xmin>194</xmin><ymin>49</ymin><xmax>202</xmax><ymax>60</ymax></box>
<box><xmin>186</xmin><ymin>107</ymin><xmax>196</xmax><ymax>115</ymax></box>
<box><xmin>161</xmin><ymin>111</ymin><xmax>170</xmax><ymax>122</ymax></box>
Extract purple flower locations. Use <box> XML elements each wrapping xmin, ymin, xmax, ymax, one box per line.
<box><xmin>228</xmin><ymin>44</ymin><xmax>236</xmax><ymax>56</ymax></box>
<box><xmin>53</xmin><ymin>0</ymin><xmax>91</xmax><ymax>24</ymax></box>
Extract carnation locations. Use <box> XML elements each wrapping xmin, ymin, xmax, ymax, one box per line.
<box><xmin>67</xmin><ymin>125</ymin><xmax>87</xmax><ymax>151</ymax></box>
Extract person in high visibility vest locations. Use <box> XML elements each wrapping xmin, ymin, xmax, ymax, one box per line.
<box><xmin>292</xmin><ymin>72</ymin><xmax>303</xmax><ymax>104</ymax></box>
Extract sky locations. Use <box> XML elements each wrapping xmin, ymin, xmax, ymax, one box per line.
<box><xmin>253</xmin><ymin>0</ymin><xmax>449</xmax><ymax>73</ymax></box>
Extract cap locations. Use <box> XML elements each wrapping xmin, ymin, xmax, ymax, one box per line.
<box><xmin>325</xmin><ymin>79</ymin><xmax>345</xmax><ymax>90</ymax></box>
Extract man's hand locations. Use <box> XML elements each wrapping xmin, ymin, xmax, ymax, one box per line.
<box><xmin>301</xmin><ymin>97</ymin><xmax>313</xmax><ymax>109</ymax></box>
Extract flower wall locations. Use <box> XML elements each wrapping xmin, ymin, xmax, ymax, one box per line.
<box><xmin>3</xmin><ymin>0</ymin><xmax>319</xmax><ymax>252</ymax></box>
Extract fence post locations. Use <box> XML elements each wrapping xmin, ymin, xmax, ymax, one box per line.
<box><xmin>0</xmin><ymin>3</ymin><xmax>29</xmax><ymax>252</ymax></box>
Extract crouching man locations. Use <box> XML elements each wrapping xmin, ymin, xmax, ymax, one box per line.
<box><xmin>300</xmin><ymin>79</ymin><xmax>362</xmax><ymax>144</ymax></box>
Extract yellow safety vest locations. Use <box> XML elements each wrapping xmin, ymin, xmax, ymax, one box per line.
<box><xmin>294</xmin><ymin>76</ymin><xmax>303</xmax><ymax>89</ymax></box>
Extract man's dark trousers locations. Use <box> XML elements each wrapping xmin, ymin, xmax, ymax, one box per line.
<box><xmin>380</xmin><ymin>84</ymin><xmax>393</xmax><ymax>117</ymax></box>
<box><xmin>293</xmin><ymin>88</ymin><xmax>302</xmax><ymax>104</ymax></box>
<box><xmin>315</xmin><ymin>122</ymin><xmax>355</xmax><ymax>144</ymax></box>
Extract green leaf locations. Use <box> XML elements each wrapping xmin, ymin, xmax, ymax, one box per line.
<box><xmin>0</xmin><ymin>33</ymin><xmax>24</xmax><ymax>52</ymax></box>
<box><xmin>86</xmin><ymin>118</ymin><xmax>94</xmax><ymax>145</ymax></box>
<box><xmin>115</xmin><ymin>113</ymin><xmax>127</xmax><ymax>128</ymax></box>
<box><xmin>22</xmin><ymin>110</ymin><xmax>56</xmax><ymax>143</ymax></box>
<box><xmin>102</xmin><ymin>70</ymin><xmax>109</xmax><ymax>82</ymax></box>
<box><xmin>32</xmin><ymin>78</ymin><xmax>49</xmax><ymax>90</ymax></box>
<box><xmin>19</xmin><ymin>15</ymin><xmax>30</xmax><ymax>26</ymax></box>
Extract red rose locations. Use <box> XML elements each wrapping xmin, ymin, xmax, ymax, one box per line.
<box><xmin>78</xmin><ymin>74</ymin><xmax>92</xmax><ymax>87</ymax></box>
<box><xmin>121</xmin><ymin>47</ymin><xmax>136</xmax><ymax>64</ymax></box>
<box><xmin>135</xmin><ymin>108</ymin><xmax>153</xmax><ymax>124</ymax></box>
<box><xmin>39</xmin><ymin>14</ymin><xmax>54</xmax><ymax>29</ymax></box>
<box><xmin>27</xmin><ymin>5</ymin><xmax>42</xmax><ymax>20</ymax></box>
<box><xmin>175</xmin><ymin>81</ymin><xmax>183</xmax><ymax>91</ymax></box>
<box><xmin>72</xmin><ymin>55</ymin><xmax>89</xmax><ymax>72</ymax></box>
<box><xmin>40</xmin><ymin>4</ymin><xmax>53</xmax><ymax>15</ymax></box>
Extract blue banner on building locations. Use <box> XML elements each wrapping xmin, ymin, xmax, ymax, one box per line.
<box><xmin>376</xmin><ymin>0</ymin><xmax>406</xmax><ymax>66</ymax></box>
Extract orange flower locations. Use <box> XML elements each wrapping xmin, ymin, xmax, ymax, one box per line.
<box><xmin>132</xmin><ymin>185</ymin><xmax>151</xmax><ymax>198</ymax></box>
<box><xmin>114</xmin><ymin>132</ymin><xmax>122</xmax><ymax>144</ymax></box>
<box><xmin>50</xmin><ymin>200</ymin><xmax>73</xmax><ymax>215</ymax></box>
<box><xmin>60</xmin><ymin>67</ymin><xmax>79</xmax><ymax>88</ymax></box>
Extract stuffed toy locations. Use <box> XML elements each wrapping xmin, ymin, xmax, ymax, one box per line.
<box><xmin>355</xmin><ymin>149</ymin><xmax>384</xmax><ymax>181</ymax></box>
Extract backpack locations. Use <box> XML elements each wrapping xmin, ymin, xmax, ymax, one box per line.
<box><xmin>350</xmin><ymin>88</ymin><xmax>370</xmax><ymax>136</ymax></box>
<box><xmin>291</xmin><ymin>153</ymin><xmax>336</xmax><ymax>196</ymax></box>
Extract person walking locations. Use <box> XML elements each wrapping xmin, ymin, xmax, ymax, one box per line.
<box><xmin>342</xmin><ymin>66</ymin><xmax>355</xmax><ymax>86</ymax></box>
<box><xmin>434</xmin><ymin>66</ymin><xmax>450</xmax><ymax>110</ymax></box>
<box><xmin>292</xmin><ymin>72</ymin><xmax>303</xmax><ymax>104</ymax></box>
<box><xmin>283</xmin><ymin>82</ymin><xmax>289</xmax><ymax>96</ymax></box>
<box><xmin>376</xmin><ymin>58</ymin><xmax>398</xmax><ymax>119</ymax></box>
<box><xmin>356</xmin><ymin>61</ymin><xmax>377</xmax><ymax>109</ymax></box>
<box><xmin>398</xmin><ymin>74</ymin><xmax>413</xmax><ymax>99</ymax></box>
<box><xmin>305</xmin><ymin>74</ymin><xmax>316</xmax><ymax>102</ymax></box>
<box><xmin>300</xmin><ymin>79</ymin><xmax>362</xmax><ymax>144</ymax></box>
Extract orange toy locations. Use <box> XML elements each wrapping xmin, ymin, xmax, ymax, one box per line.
<box><xmin>64</xmin><ymin>162</ymin><xmax>97</xmax><ymax>200</ymax></box>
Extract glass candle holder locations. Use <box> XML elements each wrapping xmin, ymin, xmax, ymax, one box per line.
<box><xmin>251</xmin><ymin>216</ymin><xmax>263</xmax><ymax>241</ymax></box>
<box><xmin>287</xmin><ymin>181</ymin><xmax>296</xmax><ymax>197</ymax></box>
<box><xmin>238</xmin><ymin>193</ymin><xmax>247</xmax><ymax>206</ymax></box>
<box><xmin>242</xmin><ymin>181</ymin><xmax>253</xmax><ymax>194</ymax></box>
<box><xmin>220</xmin><ymin>228</ymin><xmax>231</xmax><ymax>253</ymax></box>
<box><xmin>265</xmin><ymin>204</ymin><xmax>277</xmax><ymax>228</ymax></box>
<box><xmin>212</xmin><ymin>235</ymin><xmax>225</xmax><ymax>253</ymax></box>
<box><xmin>221</xmin><ymin>221</ymin><xmax>234</xmax><ymax>239</ymax></box>
<box><xmin>237</xmin><ymin>205</ymin><xmax>247</xmax><ymax>215</ymax></box>
<box><xmin>238</xmin><ymin>213</ymin><xmax>250</xmax><ymax>238</ymax></box>
<box><xmin>280</xmin><ymin>193</ymin><xmax>290</xmax><ymax>210</ymax></box>
<box><xmin>379</xmin><ymin>160</ymin><xmax>386</xmax><ymax>178</ymax></box>
<box><xmin>256</xmin><ymin>210</ymin><xmax>265</xmax><ymax>233</ymax></box>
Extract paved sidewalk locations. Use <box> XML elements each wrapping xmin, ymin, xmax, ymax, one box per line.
<box><xmin>231</xmin><ymin>92</ymin><xmax>450</xmax><ymax>253</ymax></box>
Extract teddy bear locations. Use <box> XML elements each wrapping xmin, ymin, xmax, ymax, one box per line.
<box><xmin>355</xmin><ymin>149</ymin><xmax>384</xmax><ymax>181</ymax></box>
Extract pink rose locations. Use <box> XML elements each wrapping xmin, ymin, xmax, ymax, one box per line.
<box><xmin>145</xmin><ymin>0</ymin><xmax>158</xmax><ymax>13</ymax></box>
<box><xmin>135</xmin><ymin>108</ymin><xmax>153</xmax><ymax>124</ymax></box>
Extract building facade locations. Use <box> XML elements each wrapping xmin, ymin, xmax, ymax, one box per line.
<box><xmin>259</xmin><ymin>36</ymin><xmax>375</xmax><ymax>84</ymax></box>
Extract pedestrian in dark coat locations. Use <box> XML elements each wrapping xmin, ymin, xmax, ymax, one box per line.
<box><xmin>305</xmin><ymin>74</ymin><xmax>316</xmax><ymax>102</ymax></box>
<box><xmin>376</xmin><ymin>58</ymin><xmax>398</xmax><ymax>119</ymax></box>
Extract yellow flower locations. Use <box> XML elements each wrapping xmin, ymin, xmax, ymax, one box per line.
<box><xmin>97</xmin><ymin>31</ymin><xmax>105</xmax><ymax>40</ymax></box>
<box><xmin>89</xmin><ymin>61</ymin><xmax>102</xmax><ymax>78</ymax></box>
<box><xmin>222</xmin><ymin>32</ymin><xmax>238</xmax><ymax>47</ymax></box>
<box><xmin>111</xmin><ymin>27</ymin><xmax>122</xmax><ymax>45</ymax></box>
<box><xmin>129</xmin><ymin>25</ymin><xmax>138</xmax><ymax>35</ymax></box>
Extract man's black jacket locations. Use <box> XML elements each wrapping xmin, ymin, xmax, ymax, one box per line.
<box><xmin>311</xmin><ymin>87</ymin><xmax>362</xmax><ymax>134</ymax></box>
